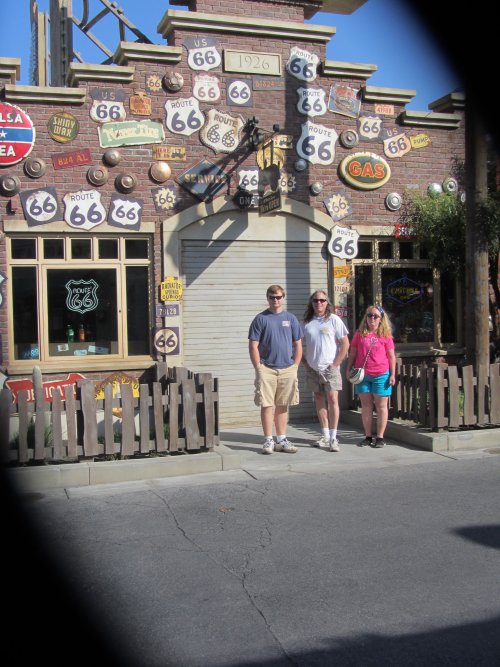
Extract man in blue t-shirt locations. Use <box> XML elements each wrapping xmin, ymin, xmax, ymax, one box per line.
<box><xmin>248</xmin><ymin>284</ymin><xmax>303</xmax><ymax>455</ymax></box>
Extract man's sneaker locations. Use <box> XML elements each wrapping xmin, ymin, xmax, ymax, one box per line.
<box><xmin>357</xmin><ymin>436</ymin><xmax>372</xmax><ymax>447</ymax></box>
<box><xmin>262</xmin><ymin>439</ymin><xmax>275</xmax><ymax>454</ymax></box>
<box><xmin>373</xmin><ymin>437</ymin><xmax>386</xmax><ymax>448</ymax></box>
<box><xmin>275</xmin><ymin>438</ymin><xmax>298</xmax><ymax>454</ymax></box>
<box><xmin>329</xmin><ymin>438</ymin><xmax>340</xmax><ymax>452</ymax></box>
<box><xmin>313</xmin><ymin>436</ymin><xmax>330</xmax><ymax>448</ymax></box>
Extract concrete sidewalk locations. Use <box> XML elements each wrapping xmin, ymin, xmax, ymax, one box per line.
<box><xmin>7</xmin><ymin>418</ymin><xmax>499</xmax><ymax>494</ymax></box>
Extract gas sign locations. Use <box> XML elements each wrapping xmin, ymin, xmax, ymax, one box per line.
<box><xmin>0</xmin><ymin>102</ymin><xmax>35</xmax><ymax>166</ymax></box>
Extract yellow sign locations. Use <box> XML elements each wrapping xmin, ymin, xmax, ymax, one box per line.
<box><xmin>161</xmin><ymin>276</ymin><xmax>183</xmax><ymax>302</ymax></box>
<box><xmin>410</xmin><ymin>133</ymin><xmax>432</xmax><ymax>149</ymax></box>
<box><xmin>94</xmin><ymin>372</ymin><xmax>140</xmax><ymax>405</ymax></box>
<box><xmin>257</xmin><ymin>143</ymin><xmax>284</xmax><ymax>170</ymax></box>
<box><xmin>333</xmin><ymin>265</ymin><xmax>352</xmax><ymax>279</ymax></box>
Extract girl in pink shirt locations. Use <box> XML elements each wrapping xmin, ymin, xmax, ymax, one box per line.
<box><xmin>346</xmin><ymin>305</ymin><xmax>396</xmax><ymax>448</ymax></box>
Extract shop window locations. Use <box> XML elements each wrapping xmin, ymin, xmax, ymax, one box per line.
<box><xmin>8</xmin><ymin>235</ymin><xmax>152</xmax><ymax>364</ymax></box>
<box><xmin>352</xmin><ymin>238</ymin><xmax>460</xmax><ymax>346</ymax></box>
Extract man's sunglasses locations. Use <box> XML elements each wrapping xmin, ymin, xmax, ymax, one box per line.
<box><xmin>312</xmin><ymin>298</ymin><xmax>327</xmax><ymax>304</ymax></box>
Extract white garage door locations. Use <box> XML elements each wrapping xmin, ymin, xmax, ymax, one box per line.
<box><xmin>181</xmin><ymin>239</ymin><xmax>329</xmax><ymax>427</ymax></box>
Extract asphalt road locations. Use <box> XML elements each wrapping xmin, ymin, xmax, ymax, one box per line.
<box><xmin>4</xmin><ymin>434</ymin><xmax>500</xmax><ymax>666</ymax></box>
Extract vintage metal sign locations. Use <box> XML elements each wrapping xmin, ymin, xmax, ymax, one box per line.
<box><xmin>286</xmin><ymin>47</ymin><xmax>318</xmax><ymax>82</ymax></box>
<box><xmin>357</xmin><ymin>114</ymin><xmax>383</xmax><ymax>142</ymax></box>
<box><xmin>185</xmin><ymin>36</ymin><xmax>221</xmax><ymax>71</ymax></box>
<box><xmin>108</xmin><ymin>194</ymin><xmax>143</xmax><ymax>230</ymax></box>
<box><xmin>375</xmin><ymin>103</ymin><xmax>394</xmax><ymax>116</ymax></box>
<box><xmin>259</xmin><ymin>189</ymin><xmax>281</xmax><ymax>215</ymax></box>
<box><xmin>200</xmin><ymin>109</ymin><xmax>244</xmax><ymax>154</ymax></box>
<box><xmin>63</xmin><ymin>189</ymin><xmax>106</xmax><ymax>230</ymax></box>
<box><xmin>160</xmin><ymin>276</ymin><xmax>183</xmax><ymax>302</ymax></box>
<box><xmin>177</xmin><ymin>159</ymin><xmax>230</xmax><ymax>200</ymax></box>
<box><xmin>224</xmin><ymin>49</ymin><xmax>281</xmax><ymax>76</ymax></box>
<box><xmin>165</xmin><ymin>97</ymin><xmax>205</xmax><ymax>137</ymax></box>
<box><xmin>94</xmin><ymin>372</ymin><xmax>140</xmax><ymax>401</ymax></box>
<box><xmin>90</xmin><ymin>88</ymin><xmax>126</xmax><ymax>123</ymax></box>
<box><xmin>324</xmin><ymin>190</ymin><xmax>352</xmax><ymax>222</ymax></box>
<box><xmin>20</xmin><ymin>187</ymin><xmax>61</xmax><ymax>227</ymax></box>
<box><xmin>273</xmin><ymin>134</ymin><xmax>293</xmax><ymax>150</ymax></box>
<box><xmin>297</xmin><ymin>87</ymin><xmax>327</xmax><ymax>117</ymax></box>
<box><xmin>98</xmin><ymin>119</ymin><xmax>165</xmax><ymax>147</ymax></box>
<box><xmin>52</xmin><ymin>148</ymin><xmax>92</xmax><ymax>170</ymax></box>
<box><xmin>152</xmin><ymin>145</ymin><xmax>186</xmax><ymax>161</ymax></box>
<box><xmin>0</xmin><ymin>102</ymin><xmax>35</xmax><ymax>166</ymax></box>
<box><xmin>382</xmin><ymin>126</ymin><xmax>411</xmax><ymax>159</ymax></box>
<box><xmin>333</xmin><ymin>265</ymin><xmax>352</xmax><ymax>279</ymax></box>
<box><xmin>238</xmin><ymin>169</ymin><xmax>259</xmax><ymax>192</ymax></box>
<box><xmin>65</xmin><ymin>278</ymin><xmax>99</xmax><ymax>313</ymax></box>
<box><xmin>410</xmin><ymin>133</ymin><xmax>432</xmax><ymax>149</ymax></box>
<box><xmin>154</xmin><ymin>327</ymin><xmax>180</xmax><ymax>355</ymax></box>
<box><xmin>152</xmin><ymin>185</ymin><xmax>177</xmax><ymax>213</ymax></box>
<box><xmin>226</xmin><ymin>79</ymin><xmax>253</xmax><ymax>107</ymax></box>
<box><xmin>253</xmin><ymin>77</ymin><xmax>285</xmax><ymax>92</ymax></box>
<box><xmin>47</xmin><ymin>111</ymin><xmax>79</xmax><ymax>143</ymax></box>
<box><xmin>145</xmin><ymin>73</ymin><xmax>162</xmax><ymax>93</ymax></box>
<box><xmin>278</xmin><ymin>172</ymin><xmax>296</xmax><ymax>193</ymax></box>
<box><xmin>6</xmin><ymin>373</ymin><xmax>85</xmax><ymax>404</ymax></box>
<box><xmin>296</xmin><ymin>121</ymin><xmax>338</xmax><ymax>166</ymax></box>
<box><xmin>328</xmin><ymin>84</ymin><xmax>360</xmax><ymax>119</ymax></box>
<box><xmin>156</xmin><ymin>303</ymin><xmax>179</xmax><ymax>318</ymax></box>
<box><xmin>193</xmin><ymin>74</ymin><xmax>221</xmax><ymax>102</ymax></box>
<box><xmin>129</xmin><ymin>91</ymin><xmax>152</xmax><ymax>116</ymax></box>
<box><xmin>339</xmin><ymin>152</ymin><xmax>391</xmax><ymax>190</ymax></box>
<box><xmin>257</xmin><ymin>143</ymin><xmax>284</xmax><ymax>170</ymax></box>
<box><xmin>328</xmin><ymin>225</ymin><xmax>359</xmax><ymax>260</ymax></box>
<box><xmin>234</xmin><ymin>188</ymin><xmax>256</xmax><ymax>209</ymax></box>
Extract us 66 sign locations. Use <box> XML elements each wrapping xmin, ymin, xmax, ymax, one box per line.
<box><xmin>328</xmin><ymin>225</ymin><xmax>359</xmax><ymax>260</ymax></box>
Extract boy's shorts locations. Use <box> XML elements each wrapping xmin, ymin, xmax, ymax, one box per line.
<box><xmin>254</xmin><ymin>363</ymin><xmax>299</xmax><ymax>407</ymax></box>
<box><xmin>305</xmin><ymin>365</ymin><xmax>342</xmax><ymax>392</ymax></box>
<box><xmin>355</xmin><ymin>371</ymin><xmax>392</xmax><ymax>397</ymax></box>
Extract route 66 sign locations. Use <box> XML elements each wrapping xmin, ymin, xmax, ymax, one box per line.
<box><xmin>328</xmin><ymin>224</ymin><xmax>359</xmax><ymax>260</ymax></box>
<box><xmin>324</xmin><ymin>190</ymin><xmax>352</xmax><ymax>222</ymax></box>
<box><xmin>89</xmin><ymin>88</ymin><xmax>126</xmax><ymax>124</ymax></box>
<box><xmin>63</xmin><ymin>189</ymin><xmax>106</xmax><ymax>231</ymax></box>
<box><xmin>296</xmin><ymin>87</ymin><xmax>327</xmax><ymax>117</ymax></box>
<box><xmin>152</xmin><ymin>185</ymin><xmax>177</xmax><ymax>213</ymax></box>
<box><xmin>200</xmin><ymin>108</ymin><xmax>244</xmax><ymax>154</ymax></box>
<box><xmin>296</xmin><ymin>121</ymin><xmax>338</xmax><ymax>166</ymax></box>
<box><xmin>226</xmin><ymin>79</ymin><xmax>252</xmax><ymax>107</ymax></box>
<box><xmin>107</xmin><ymin>194</ymin><xmax>143</xmax><ymax>231</ymax></box>
<box><xmin>286</xmin><ymin>46</ymin><xmax>319</xmax><ymax>82</ymax></box>
<box><xmin>193</xmin><ymin>74</ymin><xmax>221</xmax><ymax>102</ymax></box>
<box><xmin>238</xmin><ymin>168</ymin><xmax>259</xmax><ymax>192</ymax></box>
<box><xmin>382</xmin><ymin>127</ymin><xmax>411</xmax><ymax>159</ymax></box>
<box><xmin>357</xmin><ymin>114</ymin><xmax>383</xmax><ymax>142</ymax></box>
<box><xmin>165</xmin><ymin>97</ymin><xmax>205</xmax><ymax>137</ymax></box>
<box><xmin>185</xmin><ymin>36</ymin><xmax>221</xmax><ymax>72</ymax></box>
<box><xmin>20</xmin><ymin>187</ymin><xmax>61</xmax><ymax>227</ymax></box>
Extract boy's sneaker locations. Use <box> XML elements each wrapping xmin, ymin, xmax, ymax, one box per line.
<box><xmin>373</xmin><ymin>437</ymin><xmax>386</xmax><ymax>448</ymax></box>
<box><xmin>329</xmin><ymin>438</ymin><xmax>340</xmax><ymax>452</ymax></box>
<box><xmin>313</xmin><ymin>436</ymin><xmax>330</xmax><ymax>448</ymax></box>
<box><xmin>275</xmin><ymin>438</ymin><xmax>298</xmax><ymax>454</ymax></box>
<box><xmin>358</xmin><ymin>436</ymin><xmax>372</xmax><ymax>447</ymax></box>
<box><xmin>262</xmin><ymin>439</ymin><xmax>275</xmax><ymax>454</ymax></box>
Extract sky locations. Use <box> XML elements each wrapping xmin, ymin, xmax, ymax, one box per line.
<box><xmin>0</xmin><ymin>0</ymin><xmax>462</xmax><ymax>111</ymax></box>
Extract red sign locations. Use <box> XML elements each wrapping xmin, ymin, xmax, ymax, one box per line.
<box><xmin>339</xmin><ymin>152</ymin><xmax>391</xmax><ymax>190</ymax></box>
<box><xmin>52</xmin><ymin>148</ymin><xmax>92</xmax><ymax>170</ymax></box>
<box><xmin>6</xmin><ymin>373</ymin><xmax>86</xmax><ymax>404</ymax></box>
<box><xmin>0</xmin><ymin>102</ymin><xmax>36</xmax><ymax>166</ymax></box>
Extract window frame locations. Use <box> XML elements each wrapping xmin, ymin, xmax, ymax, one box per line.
<box><xmin>7</xmin><ymin>234</ymin><xmax>154</xmax><ymax>371</ymax></box>
<box><xmin>351</xmin><ymin>237</ymin><xmax>462</xmax><ymax>350</ymax></box>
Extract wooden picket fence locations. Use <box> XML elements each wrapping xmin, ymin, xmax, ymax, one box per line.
<box><xmin>388</xmin><ymin>360</ymin><xmax>500</xmax><ymax>430</ymax></box>
<box><xmin>1</xmin><ymin>364</ymin><xmax>219</xmax><ymax>466</ymax></box>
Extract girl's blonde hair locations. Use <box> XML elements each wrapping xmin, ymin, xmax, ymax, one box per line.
<box><xmin>358</xmin><ymin>304</ymin><xmax>393</xmax><ymax>337</ymax></box>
